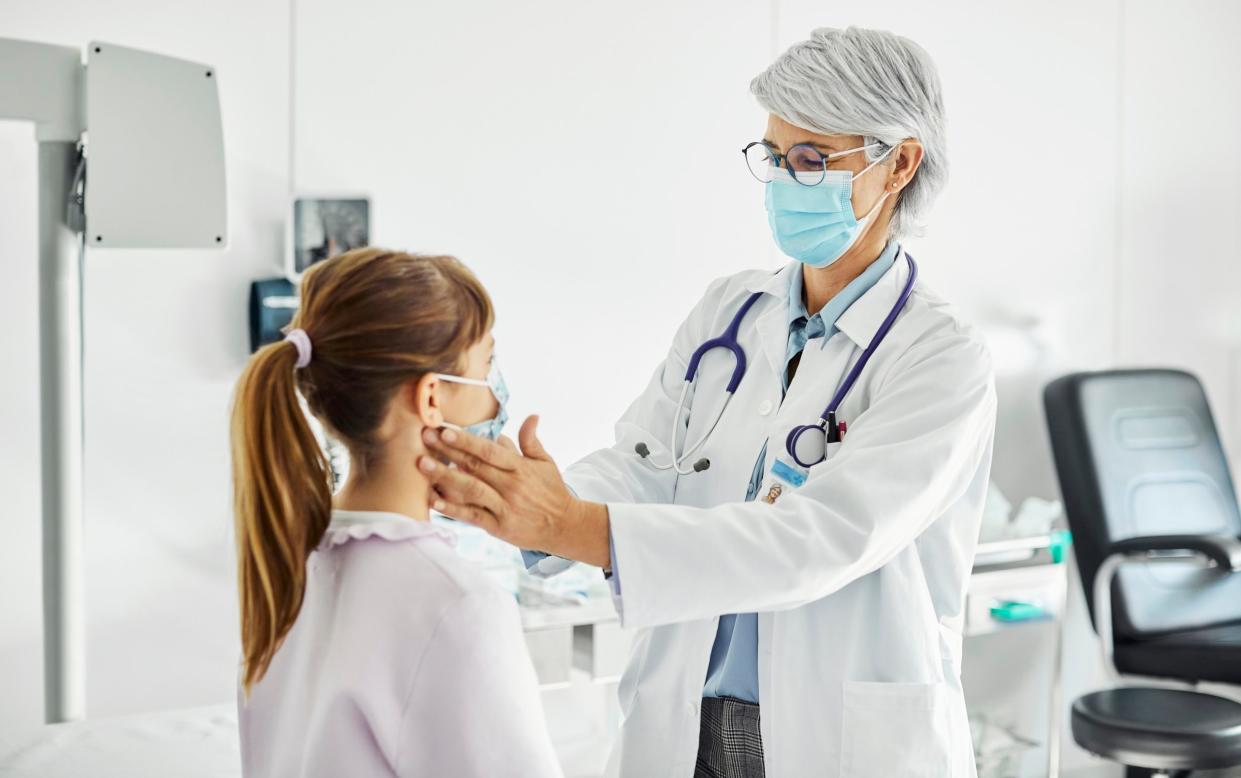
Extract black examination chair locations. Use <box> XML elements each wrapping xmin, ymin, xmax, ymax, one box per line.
<box><xmin>1044</xmin><ymin>369</ymin><xmax>1241</xmax><ymax>777</ymax></box>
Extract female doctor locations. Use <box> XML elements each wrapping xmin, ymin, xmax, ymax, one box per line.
<box><xmin>419</xmin><ymin>26</ymin><xmax>996</xmax><ymax>778</ymax></box>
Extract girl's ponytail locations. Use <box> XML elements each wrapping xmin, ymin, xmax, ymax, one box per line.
<box><xmin>231</xmin><ymin>337</ymin><xmax>332</xmax><ymax>694</ymax></box>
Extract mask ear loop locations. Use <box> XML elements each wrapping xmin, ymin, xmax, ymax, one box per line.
<box><xmin>849</xmin><ymin>142</ymin><xmax>899</xmax><ymax>183</ymax></box>
<box><xmin>434</xmin><ymin>373</ymin><xmax>490</xmax><ymax>388</ymax></box>
<box><xmin>858</xmin><ymin>189</ymin><xmax>889</xmax><ymax>223</ymax></box>
<box><xmin>434</xmin><ymin>373</ymin><xmax>501</xmax><ymax>436</ymax></box>
<box><xmin>850</xmin><ymin>142</ymin><xmax>901</xmax><ymax>225</ymax></box>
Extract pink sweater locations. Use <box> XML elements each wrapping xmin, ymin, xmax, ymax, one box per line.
<box><xmin>238</xmin><ymin>509</ymin><xmax>563</xmax><ymax>777</ymax></box>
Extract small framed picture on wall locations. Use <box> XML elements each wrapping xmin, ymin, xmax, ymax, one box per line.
<box><xmin>287</xmin><ymin>195</ymin><xmax>371</xmax><ymax>280</ymax></box>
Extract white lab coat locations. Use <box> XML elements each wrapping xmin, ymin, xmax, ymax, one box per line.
<box><xmin>562</xmin><ymin>252</ymin><xmax>996</xmax><ymax>778</ymax></box>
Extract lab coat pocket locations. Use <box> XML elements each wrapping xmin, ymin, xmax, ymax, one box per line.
<box><xmin>839</xmin><ymin>680</ymin><xmax>951</xmax><ymax>778</ymax></box>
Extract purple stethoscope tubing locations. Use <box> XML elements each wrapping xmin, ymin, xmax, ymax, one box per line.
<box><xmin>684</xmin><ymin>290</ymin><xmax>763</xmax><ymax>392</ymax></box>
<box><xmin>785</xmin><ymin>253</ymin><xmax>918</xmax><ymax>467</ymax></box>
<box><xmin>648</xmin><ymin>252</ymin><xmax>917</xmax><ymax>474</ymax></box>
<box><xmin>652</xmin><ymin>289</ymin><xmax>763</xmax><ymax>473</ymax></box>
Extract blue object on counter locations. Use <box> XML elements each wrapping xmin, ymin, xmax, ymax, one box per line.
<box><xmin>1049</xmin><ymin>529</ymin><xmax>1073</xmax><ymax>564</ymax></box>
<box><xmin>990</xmin><ymin>599</ymin><xmax>1051</xmax><ymax>623</ymax></box>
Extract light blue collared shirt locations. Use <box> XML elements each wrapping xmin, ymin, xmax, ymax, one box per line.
<box><xmin>702</xmin><ymin>240</ymin><xmax>899</xmax><ymax>703</ymax></box>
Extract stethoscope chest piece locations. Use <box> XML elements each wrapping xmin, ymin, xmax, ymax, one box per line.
<box><xmin>786</xmin><ymin>422</ymin><xmax>827</xmax><ymax>468</ymax></box>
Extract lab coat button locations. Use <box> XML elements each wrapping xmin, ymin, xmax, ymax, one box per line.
<box><xmin>758</xmin><ymin>400</ymin><xmax>774</xmax><ymax>416</ymax></box>
<box><xmin>689</xmin><ymin>701</ymin><xmax>699</xmax><ymax>718</ymax></box>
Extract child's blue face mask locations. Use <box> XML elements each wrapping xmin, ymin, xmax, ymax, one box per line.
<box><xmin>435</xmin><ymin>360</ymin><xmax>509</xmax><ymax>441</ymax></box>
<box><xmin>764</xmin><ymin>144</ymin><xmax>895</xmax><ymax>268</ymax></box>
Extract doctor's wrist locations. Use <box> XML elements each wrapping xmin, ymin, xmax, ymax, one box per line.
<box><xmin>551</xmin><ymin>498</ymin><xmax>611</xmax><ymax>569</ymax></box>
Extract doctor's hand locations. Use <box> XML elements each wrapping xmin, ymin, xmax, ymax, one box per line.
<box><xmin>418</xmin><ymin>416</ymin><xmax>612</xmax><ymax>568</ymax></box>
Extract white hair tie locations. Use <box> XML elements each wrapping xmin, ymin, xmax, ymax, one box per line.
<box><xmin>284</xmin><ymin>328</ymin><xmax>313</xmax><ymax>369</ymax></box>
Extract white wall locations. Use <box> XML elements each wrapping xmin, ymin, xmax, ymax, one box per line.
<box><xmin>1117</xmin><ymin>0</ymin><xmax>1241</xmax><ymax>457</ymax></box>
<box><xmin>292</xmin><ymin>0</ymin><xmax>776</xmax><ymax>466</ymax></box>
<box><xmin>3</xmin><ymin>1</ymin><xmax>1240</xmax><ymax>774</ymax></box>
<box><xmin>0</xmin><ymin>0</ymin><xmax>289</xmax><ymax>738</ymax></box>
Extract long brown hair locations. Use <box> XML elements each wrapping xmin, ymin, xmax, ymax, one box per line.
<box><xmin>230</xmin><ymin>248</ymin><xmax>494</xmax><ymax>693</ymax></box>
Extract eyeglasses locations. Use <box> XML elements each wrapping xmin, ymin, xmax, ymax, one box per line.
<box><xmin>741</xmin><ymin>141</ymin><xmax>884</xmax><ymax>187</ymax></box>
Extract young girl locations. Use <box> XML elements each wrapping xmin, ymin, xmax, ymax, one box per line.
<box><xmin>230</xmin><ymin>248</ymin><xmax>562</xmax><ymax>777</ymax></box>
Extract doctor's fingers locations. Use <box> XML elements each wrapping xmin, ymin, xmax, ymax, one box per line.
<box><xmin>431</xmin><ymin>495</ymin><xmax>500</xmax><ymax>535</ymax></box>
<box><xmin>423</xmin><ymin>436</ymin><xmax>514</xmax><ymax>489</ymax></box>
<box><xmin>418</xmin><ymin>456</ymin><xmax>505</xmax><ymax>515</ymax></box>
<box><xmin>426</xmin><ymin>476</ymin><xmax>501</xmax><ymax>516</ymax></box>
<box><xmin>426</xmin><ymin>427</ymin><xmax>519</xmax><ymax>472</ymax></box>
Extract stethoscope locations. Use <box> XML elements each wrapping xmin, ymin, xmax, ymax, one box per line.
<box><xmin>636</xmin><ymin>253</ymin><xmax>918</xmax><ymax>474</ymax></box>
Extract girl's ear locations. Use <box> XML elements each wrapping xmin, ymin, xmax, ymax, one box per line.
<box><xmin>411</xmin><ymin>373</ymin><xmax>444</xmax><ymax>428</ymax></box>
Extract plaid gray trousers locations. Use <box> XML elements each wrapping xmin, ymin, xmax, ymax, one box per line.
<box><xmin>694</xmin><ymin>696</ymin><xmax>766</xmax><ymax>778</ymax></box>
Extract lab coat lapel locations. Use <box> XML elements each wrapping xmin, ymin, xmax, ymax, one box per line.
<box><xmin>772</xmin><ymin>251</ymin><xmax>910</xmax><ymax>440</ymax></box>
<box><xmin>776</xmin><ymin>322</ymin><xmax>854</xmax><ymax>430</ymax></box>
<box><xmin>743</xmin><ymin>262</ymin><xmax>798</xmax><ymax>380</ymax></box>
<box><xmin>834</xmin><ymin>249</ymin><xmax>910</xmax><ymax>351</ymax></box>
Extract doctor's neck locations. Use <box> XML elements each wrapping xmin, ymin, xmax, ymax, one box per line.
<box><xmin>800</xmin><ymin>222</ymin><xmax>893</xmax><ymax>315</ymax></box>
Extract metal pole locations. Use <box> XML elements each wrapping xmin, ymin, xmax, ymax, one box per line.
<box><xmin>38</xmin><ymin>140</ymin><xmax>85</xmax><ymax>723</ymax></box>
<box><xmin>1047</xmin><ymin>569</ymin><xmax>1066</xmax><ymax>778</ymax></box>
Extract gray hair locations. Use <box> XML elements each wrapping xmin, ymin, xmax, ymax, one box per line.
<box><xmin>750</xmin><ymin>27</ymin><xmax>947</xmax><ymax>238</ymax></box>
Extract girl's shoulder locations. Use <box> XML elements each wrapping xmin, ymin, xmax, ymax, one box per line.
<box><xmin>318</xmin><ymin>515</ymin><xmax>515</xmax><ymax>617</ymax></box>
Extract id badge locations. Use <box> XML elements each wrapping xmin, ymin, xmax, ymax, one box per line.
<box><xmin>764</xmin><ymin>455</ymin><xmax>808</xmax><ymax>504</ymax></box>
<box><xmin>770</xmin><ymin>456</ymin><xmax>808</xmax><ymax>487</ymax></box>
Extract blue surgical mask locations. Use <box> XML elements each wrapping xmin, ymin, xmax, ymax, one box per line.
<box><xmin>764</xmin><ymin>146</ymin><xmax>894</xmax><ymax>268</ymax></box>
<box><xmin>435</xmin><ymin>359</ymin><xmax>509</xmax><ymax>441</ymax></box>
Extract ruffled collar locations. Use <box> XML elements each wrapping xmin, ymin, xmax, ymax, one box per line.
<box><xmin>320</xmin><ymin>508</ymin><xmax>457</xmax><ymax>549</ymax></box>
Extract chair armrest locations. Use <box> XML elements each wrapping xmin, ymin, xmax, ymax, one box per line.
<box><xmin>1091</xmin><ymin>534</ymin><xmax>1241</xmax><ymax>682</ymax></box>
<box><xmin>1107</xmin><ymin>534</ymin><xmax>1241</xmax><ymax>572</ymax></box>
